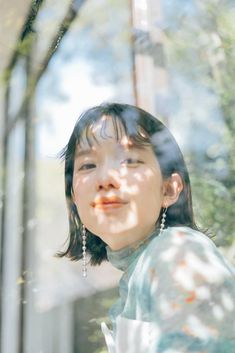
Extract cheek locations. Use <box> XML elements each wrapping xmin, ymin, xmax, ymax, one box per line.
<box><xmin>134</xmin><ymin>168</ymin><xmax>162</xmax><ymax>192</ymax></box>
<box><xmin>72</xmin><ymin>174</ymin><xmax>93</xmax><ymax>204</ymax></box>
<box><xmin>135</xmin><ymin>169</ymin><xmax>163</xmax><ymax>209</ymax></box>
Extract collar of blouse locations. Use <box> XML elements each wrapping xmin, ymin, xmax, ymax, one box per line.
<box><xmin>106</xmin><ymin>228</ymin><xmax>160</xmax><ymax>271</ymax></box>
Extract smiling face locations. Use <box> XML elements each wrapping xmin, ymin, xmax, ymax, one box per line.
<box><xmin>72</xmin><ymin>115</ymin><xmax>166</xmax><ymax>250</ymax></box>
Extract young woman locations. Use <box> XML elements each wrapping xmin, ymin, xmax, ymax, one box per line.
<box><xmin>59</xmin><ymin>103</ymin><xmax>235</xmax><ymax>353</ymax></box>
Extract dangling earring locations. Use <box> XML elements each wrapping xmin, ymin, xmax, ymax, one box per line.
<box><xmin>160</xmin><ymin>207</ymin><xmax>167</xmax><ymax>234</ymax></box>
<box><xmin>82</xmin><ymin>224</ymin><xmax>87</xmax><ymax>277</ymax></box>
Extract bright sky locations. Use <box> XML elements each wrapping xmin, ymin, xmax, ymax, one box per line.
<box><xmin>37</xmin><ymin>59</ymin><xmax>115</xmax><ymax>158</ymax></box>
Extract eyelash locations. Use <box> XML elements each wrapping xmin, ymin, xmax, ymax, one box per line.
<box><xmin>78</xmin><ymin>159</ymin><xmax>144</xmax><ymax>171</ymax></box>
<box><xmin>78</xmin><ymin>163</ymin><xmax>96</xmax><ymax>171</ymax></box>
<box><xmin>122</xmin><ymin>158</ymin><xmax>144</xmax><ymax>166</ymax></box>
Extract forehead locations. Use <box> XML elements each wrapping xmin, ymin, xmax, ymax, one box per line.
<box><xmin>76</xmin><ymin>115</ymin><xmax>151</xmax><ymax>155</ymax></box>
<box><xmin>79</xmin><ymin>115</ymin><xmax>129</xmax><ymax>148</ymax></box>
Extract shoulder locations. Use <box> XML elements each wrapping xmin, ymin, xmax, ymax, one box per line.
<box><xmin>148</xmin><ymin>226</ymin><xmax>216</xmax><ymax>252</ymax></box>
<box><xmin>140</xmin><ymin>226</ymin><xmax>235</xmax><ymax>284</ymax></box>
<box><xmin>143</xmin><ymin>226</ymin><xmax>215</xmax><ymax>259</ymax></box>
<box><xmin>145</xmin><ymin>226</ymin><xmax>228</xmax><ymax>259</ymax></box>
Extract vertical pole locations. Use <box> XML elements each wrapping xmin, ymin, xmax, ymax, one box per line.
<box><xmin>18</xmin><ymin>52</ymin><xmax>35</xmax><ymax>353</ymax></box>
<box><xmin>0</xmin><ymin>85</ymin><xmax>10</xmax><ymax>353</ymax></box>
<box><xmin>129</xmin><ymin>0</ymin><xmax>138</xmax><ymax>105</ymax></box>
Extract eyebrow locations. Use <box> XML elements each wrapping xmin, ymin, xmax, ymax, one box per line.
<box><xmin>75</xmin><ymin>142</ymin><xmax>150</xmax><ymax>159</ymax></box>
<box><xmin>125</xmin><ymin>143</ymin><xmax>150</xmax><ymax>152</ymax></box>
<box><xmin>75</xmin><ymin>148</ymin><xmax>96</xmax><ymax>158</ymax></box>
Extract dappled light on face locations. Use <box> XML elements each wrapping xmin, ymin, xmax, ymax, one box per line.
<box><xmin>133</xmin><ymin>171</ymin><xmax>145</xmax><ymax>182</ymax></box>
<box><xmin>75</xmin><ymin>173</ymin><xmax>90</xmax><ymax>185</ymax></box>
<box><xmin>109</xmin><ymin>203</ymin><xmax>139</xmax><ymax>234</ymax></box>
<box><xmin>87</xmin><ymin>163</ymin><xmax>161</xmax><ymax>240</ymax></box>
<box><xmin>93</xmin><ymin>190</ymin><xmax>139</xmax><ymax>235</ymax></box>
<box><xmin>143</xmin><ymin>168</ymin><xmax>156</xmax><ymax>178</ymax></box>
<box><xmin>119</xmin><ymin>177</ymin><xmax>140</xmax><ymax>195</ymax></box>
<box><xmin>119</xmin><ymin>168</ymin><xmax>157</xmax><ymax>195</ymax></box>
<box><xmin>120</xmin><ymin>135</ymin><xmax>131</xmax><ymax>147</ymax></box>
<box><xmin>72</xmin><ymin>112</ymin><xmax>177</xmax><ymax>252</ymax></box>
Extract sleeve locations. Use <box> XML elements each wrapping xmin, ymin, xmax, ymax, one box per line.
<box><xmin>146</xmin><ymin>228</ymin><xmax>235</xmax><ymax>353</ymax></box>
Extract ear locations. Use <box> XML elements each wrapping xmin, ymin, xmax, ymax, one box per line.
<box><xmin>162</xmin><ymin>173</ymin><xmax>184</xmax><ymax>208</ymax></box>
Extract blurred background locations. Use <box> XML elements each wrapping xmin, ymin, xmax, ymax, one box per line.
<box><xmin>0</xmin><ymin>0</ymin><xmax>235</xmax><ymax>352</ymax></box>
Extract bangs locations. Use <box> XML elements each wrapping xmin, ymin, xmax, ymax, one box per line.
<box><xmin>60</xmin><ymin>103</ymin><xmax>158</xmax><ymax>163</ymax></box>
<box><xmin>75</xmin><ymin>114</ymin><xmax>152</xmax><ymax>151</ymax></box>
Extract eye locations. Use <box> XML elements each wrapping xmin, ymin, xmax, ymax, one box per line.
<box><xmin>121</xmin><ymin>158</ymin><xmax>144</xmax><ymax>166</ymax></box>
<box><xmin>78</xmin><ymin>163</ymin><xmax>96</xmax><ymax>171</ymax></box>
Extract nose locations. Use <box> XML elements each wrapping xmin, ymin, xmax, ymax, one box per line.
<box><xmin>96</xmin><ymin>164</ymin><xmax>121</xmax><ymax>191</ymax></box>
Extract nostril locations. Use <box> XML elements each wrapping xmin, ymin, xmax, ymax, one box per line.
<box><xmin>98</xmin><ymin>183</ymin><xmax>120</xmax><ymax>190</ymax></box>
<box><xmin>98</xmin><ymin>183</ymin><xmax>116</xmax><ymax>191</ymax></box>
<box><xmin>96</xmin><ymin>170</ymin><xmax>121</xmax><ymax>191</ymax></box>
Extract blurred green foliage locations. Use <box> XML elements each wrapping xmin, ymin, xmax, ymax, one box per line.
<box><xmin>164</xmin><ymin>0</ymin><xmax>235</xmax><ymax>248</ymax></box>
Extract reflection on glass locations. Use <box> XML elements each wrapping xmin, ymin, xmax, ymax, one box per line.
<box><xmin>0</xmin><ymin>0</ymin><xmax>235</xmax><ymax>352</ymax></box>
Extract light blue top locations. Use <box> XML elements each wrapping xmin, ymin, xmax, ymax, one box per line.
<box><xmin>106</xmin><ymin>226</ymin><xmax>235</xmax><ymax>352</ymax></box>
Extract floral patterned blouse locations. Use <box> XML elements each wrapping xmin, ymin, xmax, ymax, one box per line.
<box><xmin>101</xmin><ymin>226</ymin><xmax>235</xmax><ymax>353</ymax></box>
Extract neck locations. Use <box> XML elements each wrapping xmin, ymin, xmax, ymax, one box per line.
<box><xmin>107</xmin><ymin>226</ymin><xmax>158</xmax><ymax>252</ymax></box>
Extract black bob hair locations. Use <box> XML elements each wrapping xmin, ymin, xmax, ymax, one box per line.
<box><xmin>57</xmin><ymin>102</ymin><xmax>198</xmax><ymax>265</ymax></box>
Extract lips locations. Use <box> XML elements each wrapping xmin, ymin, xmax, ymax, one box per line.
<box><xmin>91</xmin><ymin>196</ymin><xmax>127</xmax><ymax>209</ymax></box>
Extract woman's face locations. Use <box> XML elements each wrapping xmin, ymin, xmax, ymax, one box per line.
<box><xmin>72</xmin><ymin>115</ymin><xmax>165</xmax><ymax>250</ymax></box>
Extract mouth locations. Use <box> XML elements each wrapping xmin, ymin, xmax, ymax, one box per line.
<box><xmin>93</xmin><ymin>202</ymin><xmax>126</xmax><ymax>210</ymax></box>
<box><xmin>91</xmin><ymin>197</ymin><xmax>128</xmax><ymax>211</ymax></box>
